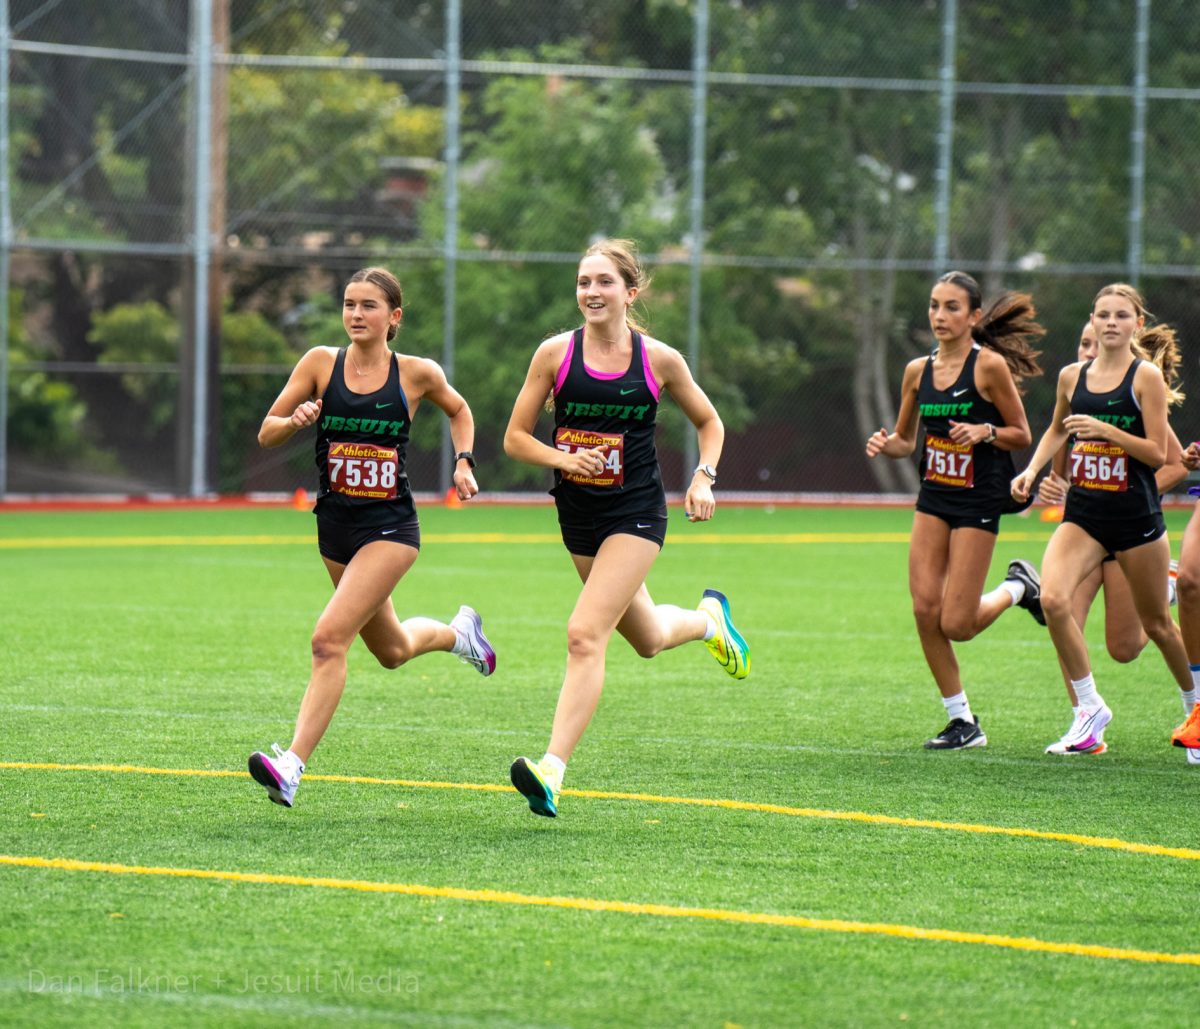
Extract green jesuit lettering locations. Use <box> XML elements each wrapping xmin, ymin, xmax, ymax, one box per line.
<box><xmin>560</xmin><ymin>401</ymin><xmax>651</xmax><ymax>422</ymax></box>
<box><xmin>321</xmin><ymin>415</ymin><xmax>407</xmax><ymax>436</ymax></box>
<box><xmin>919</xmin><ymin>402</ymin><xmax>974</xmax><ymax>418</ymax></box>
<box><xmin>1091</xmin><ymin>413</ymin><xmax>1137</xmax><ymax>430</ymax></box>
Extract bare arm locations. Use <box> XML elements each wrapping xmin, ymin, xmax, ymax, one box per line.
<box><xmin>1012</xmin><ymin>364</ymin><xmax>1078</xmax><ymax>501</ymax></box>
<box><xmin>865</xmin><ymin>358</ymin><xmax>922</xmax><ymax>459</ymax></box>
<box><xmin>502</xmin><ymin>337</ymin><xmax>608</xmax><ymax>481</ymax></box>
<box><xmin>406</xmin><ymin>356</ymin><xmax>479</xmax><ymax>501</ymax></box>
<box><xmin>949</xmin><ymin>349</ymin><xmax>1031</xmax><ymax>450</ymax></box>
<box><xmin>1157</xmin><ymin>426</ymin><xmax>1188</xmax><ymax>495</ymax></box>
<box><xmin>258</xmin><ymin>347</ymin><xmax>334</xmax><ymax>448</ymax></box>
<box><xmin>653</xmin><ymin>341</ymin><xmax>724</xmax><ymax>522</ymax></box>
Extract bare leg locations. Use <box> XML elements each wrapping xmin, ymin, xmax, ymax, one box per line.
<box><xmin>288</xmin><ymin>541</ymin><xmax>438</xmax><ymax>762</ymax></box>
<box><xmin>1099</xmin><ymin>561</ymin><xmax>1151</xmax><ymax>664</ymax></box>
<box><xmin>1055</xmin><ymin>565</ymin><xmax>1102</xmax><ymax>704</ymax></box>
<box><xmin>1114</xmin><ymin>536</ymin><xmax>1192</xmax><ymax>692</ymax></box>
<box><xmin>908</xmin><ymin>513</ymin><xmax>998</xmax><ymax>698</ymax></box>
<box><xmin>1176</xmin><ymin>504</ymin><xmax>1200</xmax><ymax>662</ymax></box>
<box><xmin>545</xmin><ymin>535</ymin><xmax>662</xmax><ymax>762</ymax></box>
<box><xmin>1039</xmin><ymin>523</ymin><xmax>1107</xmax><ymax>683</ymax></box>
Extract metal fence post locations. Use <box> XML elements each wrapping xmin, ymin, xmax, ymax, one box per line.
<box><xmin>189</xmin><ymin>0</ymin><xmax>214</xmax><ymax>496</ymax></box>
<box><xmin>933</xmin><ymin>0</ymin><xmax>958</xmax><ymax>274</ymax></box>
<box><xmin>440</xmin><ymin>0</ymin><xmax>462</xmax><ymax>497</ymax></box>
<box><xmin>0</xmin><ymin>0</ymin><xmax>10</xmax><ymax>498</ymax></box>
<box><xmin>683</xmin><ymin>0</ymin><xmax>709</xmax><ymax>487</ymax></box>
<box><xmin>1128</xmin><ymin>0</ymin><xmax>1150</xmax><ymax>285</ymax></box>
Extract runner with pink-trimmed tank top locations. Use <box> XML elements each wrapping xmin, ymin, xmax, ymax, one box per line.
<box><xmin>501</xmin><ymin>238</ymin><xmax>751</xmax><ymax>818</ymax></box>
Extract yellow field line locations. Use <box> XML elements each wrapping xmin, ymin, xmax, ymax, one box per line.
<box><xmin>4</xmin><ymin>761</ymin><xmax>1198</xmax><ymax>863</ymax></box>
<box><xmin>0</xmin><ymin>852</ymin><xmax>1194</xmax><ymax>967</ymax></box>
<box><xmin>0</xmin><ymin>531</ymin><xmax>1062</xmax><ymax>549</ymax></box>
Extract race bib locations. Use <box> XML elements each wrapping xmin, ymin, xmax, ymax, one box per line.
<box><xmin>923</xmin><ymin>434</ymin><xmax>974</xmax><ymax>488</ymax></box>
<box><xmin>1069</xmin><ymin>440</ymin><xmax>1129</xmax><ymax>492</ymax></box>
<box><xmin>327</xmin><ymin>441</ymin><xmax>400</xmax><ymax>499</ymax></box>
<box><xmin>555</xmin><ymin>427</ymin><xmax>625</xmax><ymax>487</ymax></box>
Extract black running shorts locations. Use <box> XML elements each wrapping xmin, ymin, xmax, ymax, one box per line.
<box><xmin>317</xmin><ymin>513</ymin><xmax>421</xmax><ymax>565</ymax></box>
<box><xmin>556</xmin><ymin>502</ymin><xmax>668</xmax><ymax>557</ymax></box>
<box><xmin>1062</xmin><ymin>508</ymin><xmax>1166</xmax><ymax>555</ymax></box>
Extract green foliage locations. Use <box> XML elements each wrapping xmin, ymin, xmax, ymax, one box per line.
<box><xmin>6</xmin><ymin>288</ymin><xmax>117</xmax><ymax>470</ymax></box>
<box><xmin>216</xmin><ymin>309</ymin><xmax>293</xmax><ymax>491</ymax></box>
<box><xmin>88</xmin><ymin>301</ymin><xmax>179</xmax><ymax>433</ymax></box>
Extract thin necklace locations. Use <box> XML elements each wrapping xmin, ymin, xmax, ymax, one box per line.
<box><xmin>349</xmin><ymin>346</ymin><xmax>388</xmax><ymax>375</ymax></box>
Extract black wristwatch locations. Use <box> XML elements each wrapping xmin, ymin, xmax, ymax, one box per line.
<box><xmin>454</xmin><ymin>451</ymin><xmax>476</xmax><ymax>468</ymax></box>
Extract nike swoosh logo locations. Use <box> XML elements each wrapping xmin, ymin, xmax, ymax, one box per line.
<box><xmin>1144</xmin><ymin>529</ymin><xmax>1156</xmax><ymax>537</ymax></box>
<box><xmin>951</xmin><ymin>388</ymin><xmax>969</xmax><ymax>397</ymax></box>
<box><xmin>981</xmin><ymin>518</ymin><xmax>993</xmax><ymax>524</ymax></box>
<box><xmin>636</xmin><ymin>523</ymin><xmax>652</xmax><ymax>529</ymax></box>
<box><xmin>375</xmin><ymin>402</ymin><xmax>392</xmax><ymax>409</ymax></box>
<box><xmin>1107</xmin><ymin>399</ymin><xmax>1122</xmax><ymax>406</ymax></box>
<box><xmin>381</xmin><ymin>529</ymin><xmax>397</xmax><ymax>535</ymax></box>
<box><xmin>620</xmin><ymin>388</ymin><xmax>638</xmax><ymax>396</ymax></box>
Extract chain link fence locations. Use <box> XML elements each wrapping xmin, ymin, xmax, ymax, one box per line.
<box><xmin>4</xmin><ymin>0</ymin><xmax>1200</xmax><ymax>499</ymax></box>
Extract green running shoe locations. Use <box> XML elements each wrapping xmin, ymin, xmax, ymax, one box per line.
<box><xmin>510</xmin><ymin>756</ymin><xmax>560</xmax><ymax>817</ymax></box>
<box><xmin>698</xmin><ymin>588</ymin><xmax>750</xmax><ymax>679</ymax></box>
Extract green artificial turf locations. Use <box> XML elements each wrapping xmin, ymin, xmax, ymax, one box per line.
<box><xmin>2</xmin><ymin>503</ymin><xmax>1198</xmax><ymax>1027</ymax></box>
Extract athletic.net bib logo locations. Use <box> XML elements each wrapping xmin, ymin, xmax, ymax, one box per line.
<box><xmin>327</xmin><ymin>441</ymin><xmax>400</xmax><ymax>499</ymax></box>
<box><xmin>555</xmin><ymin>427</ymin><xmax>625</xmax><ymax>487</ymax></box>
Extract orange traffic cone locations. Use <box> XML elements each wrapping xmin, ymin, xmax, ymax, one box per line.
<box><xmin>292</xmin><ymin>487</ymin><xmax>309</xmax><ymax>511</ymax></box>
<box><xmin>445</xmin><ymin>487</ymin><xmax>463</xmax><ymax>509</ymax></box>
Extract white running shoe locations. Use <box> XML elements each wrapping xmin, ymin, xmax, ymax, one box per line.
<box><xmin>1045</xmin><ymin>705</ymin><xmax>1112</xmax><ymax>755</ymax></box>
<box><xmin>1187</xmin><ymin>748</ymin><xmax>1200</xmax><ymax>766</ymax></box>
<box><xmin>248</xmin><ymin>744</ymin><xmax>304</xmax><ymax>807</ymax></box>
<box><xmin>1169</xmin><ymin>559</ymin><xmax>1180</xmax><ymax>607</ymax></box>
<box><xmin>451</xmin><ymin>605</ymin><xmax>496</xmax><ymax>676</ymax></box>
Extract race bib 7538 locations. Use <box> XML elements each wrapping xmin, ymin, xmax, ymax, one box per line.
<box><xmin>327</xmin><ymin>441</ymin><xmax>400</xmax><ymax>499</ymax></box>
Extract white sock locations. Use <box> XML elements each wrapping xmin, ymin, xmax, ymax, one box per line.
<box><xmin>942</xmin><ymin>692</ymin><xmax>972</xmax><ymax>723</ymax></box>
<box><xmin>1190</xmin><ymin>665</ymin><xmax>1200</xmax><ymax>691</ymax></box>
<box><xmin>1182</xmin><ymin>688</ymin><xmax>1197</xmax><ymax>717</ymax></box>
<box><xmin>540</xmin><ymin>752</ymin><xmax>566</xmax><ymax>787</ymax></box>
<box><xmin>997</xmin><ymin>579</ymin><xmax>1025</xmax><ymax>606</ymax></box>
<box><xmin>701</xmin><ymin>613</ymin><xmax>718</xmax><ymax>641</ymax></box>
<box><xmin>1071</xmin><ymin>674</ymin><xmax>1103</xmax><ymax>711</ymax></box>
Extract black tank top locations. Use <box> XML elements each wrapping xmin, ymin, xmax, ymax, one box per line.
<box><xmin>551</xmin><ymin>328</ymin><xmax>663</xmax><ymax>504</ymax></box>
<box><xmin>916</xmin><ymin>344</ymin><xmax>1014</xmax><ymax>514</ymax></box>
<box><xmin>314</xmin><ymin>349</ymin><xmax>415</xmax><ymax>525</ymax></box>
<box><xmin>1064</xmin><ymin>358</ymin><xmax>1159</xmax><ymax>521</ymax></box>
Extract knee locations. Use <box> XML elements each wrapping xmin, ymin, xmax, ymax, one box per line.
<box><xmin>911</xmin><ymin>597</ymin><xmax>942</xmax><ymax>635</ymax></box>
<box><xmin>1142</xmin><ymin>615</ymin><xmax>1179</xmax><ymax>645</ymax></box>
<box><xmin>1106</xmin><ymin>635</ymin><xmax>1146</xmax><ymax>664</ymax></box>
<box><xmin>1178</xmin><ymin>569</ymin><xmax>1200</xmax><ymax>609</ymax></box>
<box><xmin>1040</xmin><ymin>587</ymin><xmax>1075</xmax><ymax>626</ymax></box>
<box><xmin>311</xmin><ymin>627</ymin><xmax>350</xmax><ymax>665</ymax></box>
<box><xmin>940</xmin><ymin>614</ymin><xmax>978</xmax><ymax>642</ymax></box>
<box><xmin>629</xmin><ymin>632</ymin><xmax>664</xmax><ymax>660</ymax></box>
<box><xmin>566</xmin><ymin>619</ymin><xmax>606</xmax><ymax>662</ymax></box>
<box><xmin>369</xmin><ymin>641</ymin><xmax>410</xmax><ymax>670</ymax></box>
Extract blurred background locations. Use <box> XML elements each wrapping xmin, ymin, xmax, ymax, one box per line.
<box><xmin>3</xmin><ymin>0</ymin><xmax>1199</xmax><ymax>499</ymax></box>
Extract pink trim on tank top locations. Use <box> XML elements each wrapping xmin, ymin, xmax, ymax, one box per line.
<box><xmin>553</xmin><ymin>331</ymin><xmax>661</xmax><ymax>400</ymax></box>
<box><xmin>641</xmin><ymin>341</ymin><xmax>661</xmax><ymax>401</ymax></box>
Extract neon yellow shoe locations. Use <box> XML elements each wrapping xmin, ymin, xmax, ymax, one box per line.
<box><xmin>510</xmin><ymin>757</ymin><xmax>560</xmax><ymax>817</ymax></box>
<box><xmin>698</xmin><ymin>588</ymin><xmax>750</xmax><ymax>679</ymax></box>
